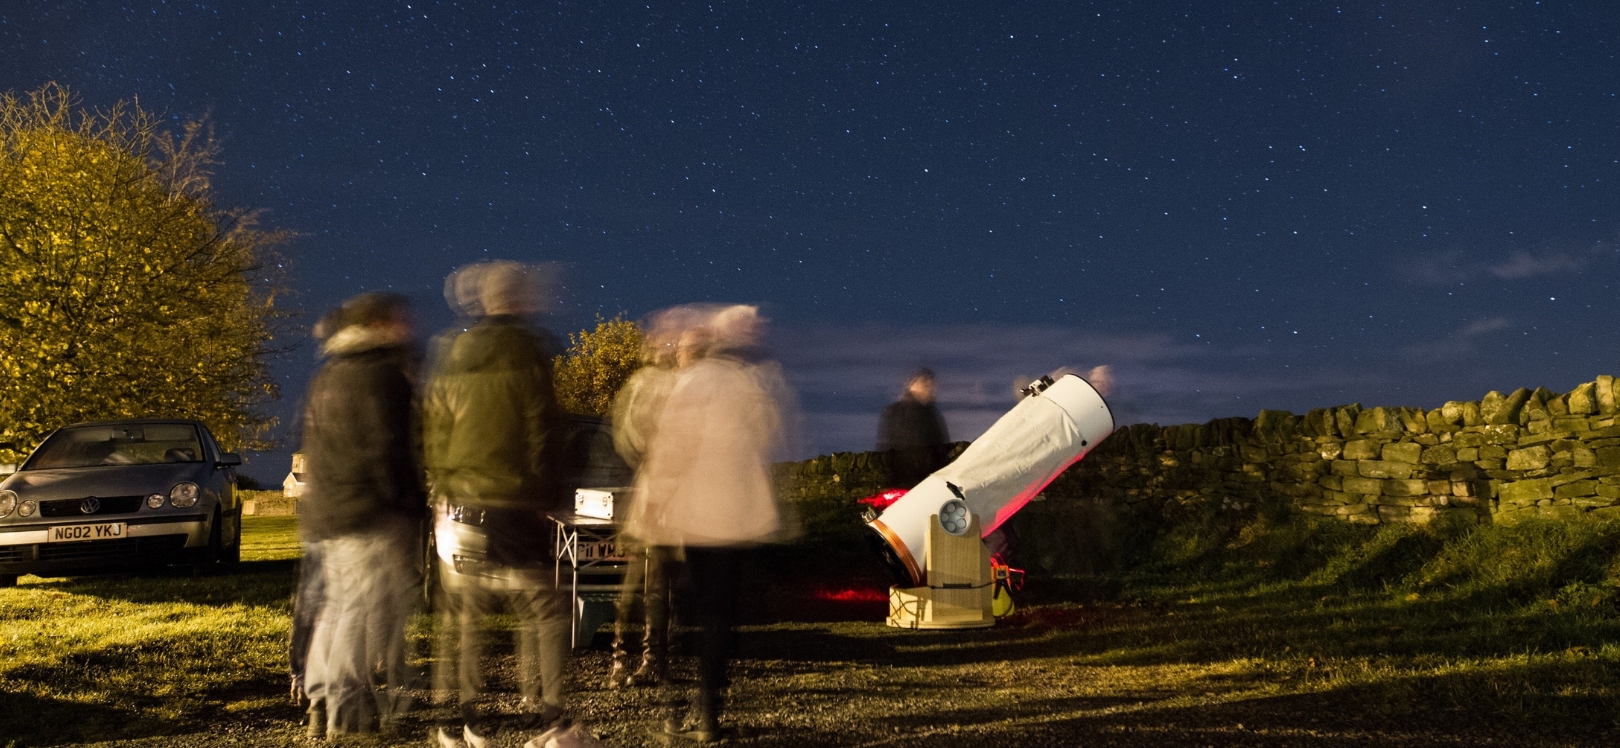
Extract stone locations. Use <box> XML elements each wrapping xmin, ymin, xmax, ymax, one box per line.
<box><xmin>1320</xmin><ymin>475</ymin><xmax>1343</xmax><ymax>491</ymax></box>
<box><xmin>1427</xmin><ymin>480</ymin><xmax>1452</xmax><ymax>496</ymax></box>
<box><xmin>1382</xmin><ymin>442</ymin><xmax>1422</xmax><ymax>464</ymax></box>
<box><xmin>1342</xmin><ymin>477</ymin><xmax>1385</xmax><ymax>495</ymax></box>
<box><xmin>1479</xmin><ymin>444</ymin><xmax>1508</xmax><ymax>459</ymax></box>
<box><xmin>1574</xmin><ymin>448</ymin><xmax>1598</xmax><ymax>468</ymax></box>
<box><xmin>1422</xmin><ymin>445</ymin><xmax>1458</xmax><ymax>465</ymax></box>
<box><xmin>1572</xmin><ymin>497</ymin><xmax>1614</xmax><ymax>509</ymax></box>
<box><xmin>1537</xmin><ymin>505</ymin><xmax>1582</xmax><ymax>520</ymax></box>
<box><xmin>1498</xmin><ymin>478</ymin><xmax>1555</xmax><ymax>504</ymax></box>
<box><xmin>1335</xmin><ymin>405</ymin><xmax>1361</xmax><ymax>437</ymax></box>
<box><xmin>1507</xmin><ymin>446</ymin><xmax>1552</xmax><ymax>471</ymax></box>
<box><xmin>1598</xmin><ymin>375</ymin><xmax>1617</xmax><ymax>414</ymax></box>
<box><xmin>1592</xmin><ymin>505</ymin><xmax>1620</xmax><ymax>521</ymax></box>
<box><xmin>1462</xmin><ymin>401</ymin><xmax>1482</xmax><ymax>427</ymax></box>
<box><xmin>1553</xmin><ymin>417</ymin><xmax>1590</xmax><ymax>433</ymax></box>
<box><xmin>1548</xmin><ymin>393</ymin><xmax>1570</xmax><ymax>417</ymax></box>
<box><xmin>1415</xmin><ymin>434</ymin><xmax>1440</xmax><ymax>446</ymax></box>
<box><xmin>1451</xmin><ymin>481</ymin><xmax>1474</xmax><ymax>497</ymax></box>
<box><xmin>1426</xmin><ymin>409</ymin><xmax>1456</xmax><ymax>433</ymax></box>
<box><xmin>1440</xmin><ymin>401</ymin><xmax>1467</xmax><ymax>425</ymax></box>
<box><xmin>1452</xmin><ymin>432</ymin><xmax>1487</xmax><ymax>448</ymax></box>
<box><xmin>1475</xmin><ymin>459</ymin><xmax>1506</xmax><ymax>470</ymax></box>
<box><xmin>1494</xmin><ymin>508</ymin><xmax>1527</xmax><ymax>526</ymax></box>
<box><xmin>1549</xmin><ymin>470</ymin><xmax>1595</xmax><ymax>488</ymax></box>
<box><xmin>1479</xmin><ymin>391</ymin><xmax>1505</xmax><ymax>423</ymax></box>
<box><xmin>1355</xmin><ymin>408</ymin><xmax>1397</xmax><ymax>434</ymax></box>
<box><xmin>1359</xmin><ymin>460</ymin><xmax>1416</xmax><ymax>479</ymax></box>
<box><xmin>1455</xmin><ymin>447</ymin><xmax>1479</xmax><ymax>461</ymax></box>
<box><xmin>1380</xmin><ymin>505</ymin><xmax>1438</xmax><ymax>524</ymax></box>
<box><xmin>1241</xmin><ymin>446</ymin><xmax>1268</xmax><ymax>463</ymax></box>
<box><xmin>1331</xmin><ymin>460</ymin><xmax>1359</xmax><ymax>476</ymax></box>
<box><xmin>1554</xmin><ymin>480</ymin><xmax>1599</xmax><ymax>500</ymax></box>
<box><xmin>1480</xmin><ymin>424</ymin><xmax>1520</xmax><ymax>444</ymax></box>
<box><xmin>1488</xmin><ymin>388</ymin><xmax>1531</xmax><ymax>425</ymax></box>
<box><xmin>1597</xmin><ymin>447</ymin><xmax>1620</xmax><ymax>467</ymax></box>
<box><xmin>1343</xmin><ymin>440</ymin><xmax>1380</xmax><ymax>460</ymax></box>
<box><xmin>1398</xmin><ymin>407</ymin><xmax>1429</xmax><ymax>434</ymax></box>
<box><xmin>1383</xmin><ymin>479</ymin><xmax>1428</xmax><ymax>497</ymax></box>
<box><xmin>1318</xmin><ymin>441</ymin><xmax>1343</xmax><ymax>460</ymax></box>
<box><xmin>1568</xmin><ymin>382</ymin><xmax>1597</xmax><ymax>415</ymax></box>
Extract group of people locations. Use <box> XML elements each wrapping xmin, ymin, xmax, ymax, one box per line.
<box><xmin>291</xmin><ymin>260</ymin><xmax>797</xmax><ymax>747</ymax></box>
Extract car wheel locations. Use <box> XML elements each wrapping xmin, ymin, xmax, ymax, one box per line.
<box><xmin>0</xmin><ymin>574</ymin><xmax>17</xmax><ymax>588</ymax></box>
<box><xmin>192</xmin><ymin>508</ymin><xmax>223</xmax><ymax>577</ymax></box>
<box><xmin>222</xmin><ymin>513</ymin><xmax>242</xmax><ymax>565</ymax></box>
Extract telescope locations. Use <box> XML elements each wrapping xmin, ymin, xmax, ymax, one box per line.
<box><xmin>868</xmin><ymin>373</ymin><xmax>1114</xmax><ymax>628</ymax></box>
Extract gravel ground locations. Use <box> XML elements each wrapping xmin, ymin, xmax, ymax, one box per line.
<box><xmin>58</xmin><ymin>601</ymin><xmax>1616</xmax><ymax>748</ymax></box>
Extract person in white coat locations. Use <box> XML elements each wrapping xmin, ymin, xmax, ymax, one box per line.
<box><xmin>626</xmin><ymin>305</ymin><xmax>797</xmax><ymax>743</ymax></box>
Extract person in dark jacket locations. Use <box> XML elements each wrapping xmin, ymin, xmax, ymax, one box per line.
<box><xmin>877</xmin><ymin>368</ymin><xmax>951</xmax><ymax>489</ymax></box>
<box><xmin>424</xmin><ymin>262</ymin><xmax>573</xmax><ymax>747</ymax></box>
<box><xmin>300</xmin><ymin>293</ymin><xmax>425</xmax><ymax>737</ymax></box>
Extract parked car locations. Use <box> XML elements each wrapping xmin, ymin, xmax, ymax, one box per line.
<box><xmin>0</xmin><ymin>419</ymin><xmax>244</xmax><ymax>586</ymax></box>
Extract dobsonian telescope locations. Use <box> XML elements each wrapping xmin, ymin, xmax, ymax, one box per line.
<box><xmin>867</xmin><ymin>372</ymin><xmax>1114</xmax><ymax>629</ymax></box>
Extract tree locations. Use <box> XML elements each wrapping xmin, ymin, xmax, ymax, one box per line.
<box><xmin>0</xmin><ymin>83</ymin><xmax>287</xmax><ymax>462</ymax></box>
<box><xmin>554</xmin><ymin>315</ymin><xmax>643</xmax><ymax>416</ymax></box>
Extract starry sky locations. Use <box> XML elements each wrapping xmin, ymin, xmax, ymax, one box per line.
<box><xmin>3</xmin><ymin>2</ymin><xmax>1618</xmax><ymax>483</ymax></box>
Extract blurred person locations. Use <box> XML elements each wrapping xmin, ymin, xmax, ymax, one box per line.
<box><xmin>877</xmin><ymin>367</ymin><xmax>951</xmax><ymax>490</ymax></box>
<box><xmin>604</xmin><ymin>308</ymin><xmax>686</xmax><ymax>688</ymax></box>
<box><xmin>300</xmin><ymin>293</ymin><xmax>426</xmax><ymax>737</ymax></box>
<box><xmin>289</xmin><ymin>307</ymin><xmax>343</xmax><ymax>712</ymax></box>
<box><xmin>628</xmin><ymin>304</ymin><xmax>799</xmax><ymax>744</ymax></box>
<box><xmin>425</xmin><ymin>261</ymin><xmax>576</xmax><ymax>748</ymax></box>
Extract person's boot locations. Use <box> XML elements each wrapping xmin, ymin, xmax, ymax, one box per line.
<box><xmin>629</xmin><ymin>648</ymin><xmax>663</xmax><ymax>687</ymax></box>
<box><xmin>305</xmin><ymin>699</ymin><xmax>326</xmax><ymax>739</ymax></box>
<box><xmin>605</xmin><ymin>623</ymin><xmax>632</xmax><ymax>688</ymax></box>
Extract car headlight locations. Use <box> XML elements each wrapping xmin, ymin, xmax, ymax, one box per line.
<box><xmin>18</xmin><ymin>500</ymin><xmax>36</xmax><ymax>517</ymax></box>
<box><xmin>169</xmin><ymin>482</ymin><xmax>199</xmax><ymax>508</ymax></box>
<box><xmin>146</xmin><ymin>493</ymin><xmax>165</xmax><ymax>509</ymax></box>
<box><xmin>0</xmin><ymin>490</ymin><xmax>15</xmax><ymax>517</ymax></box>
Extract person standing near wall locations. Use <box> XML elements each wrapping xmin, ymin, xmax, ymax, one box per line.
<box><xmin>299</xmin><ymin>293</ymin><xmax>426</xmax><ymax>737</ymax></box>
<box><xmin>424</xmin><ymin>262</ymin><xmax>574</xmax><ymax>748</ymax></box>
<box><xmin>629</xmin><ymin>305</ymin><xmax>798</xmax><ymax>744</ymax></box>
<box><xmin>877</xmin><ymin>368</ymin><xmax>951</xmax><ymax>489</ymax></box>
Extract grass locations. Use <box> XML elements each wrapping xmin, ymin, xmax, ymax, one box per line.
<box><xmin>0</xmin><ymin>517</ymin><xmax>300</xmax><ymax>746</ymax></box>
<box><xmin>1</xmin><ymin>514</ymin><xmax>1619</xmax><ymax>746</ymax></box>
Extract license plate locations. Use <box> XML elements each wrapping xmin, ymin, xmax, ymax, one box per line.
<box><xmin>47</xmin><ymin>523</ymin><xmax>128</xmax><ymax>542</ymax></box>
<box><xmin>578</xmin><ymin>540</ymin><xmax>622</xmax><ymax>560</ymax></box>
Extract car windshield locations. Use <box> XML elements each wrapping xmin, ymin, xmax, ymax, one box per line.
<box><xmin>26</xmin><ymin>424</ymin><xmax>205</xmax><ymax>469</ymax></box>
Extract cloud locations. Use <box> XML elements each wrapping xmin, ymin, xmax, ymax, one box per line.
<box><xmin>1487</xmin><ymin>251</ymin><xmax>1585</xmax><ymax>279</ymax></box>
<box><xmin>1400</xmin><ymin>316</ymin><xmax>1514</xmax><ymax>361</ymax></box>
<box><xmin>1458</xmin><ymin>317</ymin><xmax>1511</xmax><ymax>337</ymax></box>
<box><xmin>1409</xmin><ymin>244</ymin><xmax>1603</xmax><ymax>285</ymax></box>
<box><xmin>771</xmin><ymin>323</ymin><xmax>1381</xmax><ymax>457</ymax></box>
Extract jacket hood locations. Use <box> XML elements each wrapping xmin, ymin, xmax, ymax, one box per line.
<box><xmin>2</xmin><ymin>463</ymin><xmax>210</xmax><ymax>501</ymax></box>
<box><xmin>323</xmin><ymin>324</ymin><xmax>409</xmax><ymax>357</ymax></box>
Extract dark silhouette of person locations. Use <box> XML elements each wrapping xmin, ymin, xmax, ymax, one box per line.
<box><xmin>877</xmin><ymin>368</ymin><xmax>951</xmax><ymax>489</ymax></box>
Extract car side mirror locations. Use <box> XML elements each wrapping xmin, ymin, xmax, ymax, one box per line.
<box><xmin>217</xmin><ymin>453</ymin><xmax>243</xmax><ymax>468</ymax></box>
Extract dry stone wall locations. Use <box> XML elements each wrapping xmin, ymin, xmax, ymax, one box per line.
<box><xmin>777</xmin><ymin>375</ymin><xmax>1620</xmax><ymax>539</ymax></box>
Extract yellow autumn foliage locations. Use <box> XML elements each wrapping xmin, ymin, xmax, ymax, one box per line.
<box><xmin>553</xmin><ymin>315</ymin><xmax>643</xmax><ymax>417</ymax></box>
<box><xmin>0</xmin><ymin>83</ymin><xmax>287</xmax><ymax>460</ymax></box>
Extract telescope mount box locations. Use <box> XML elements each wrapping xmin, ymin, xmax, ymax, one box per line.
<box><xmin>886</xmin><ymin>514</ymin><xmax>994</xmax><ymax>630</ymax></box>
<box><xmin>574</xmin><ymin>487</ymin><xmax>633</xmax><ymax>521</ymax></box>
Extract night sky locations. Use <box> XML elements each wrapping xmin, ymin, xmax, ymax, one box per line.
<box><xmin>4</xmin><ymin>2</ymin><xmax>1618</xmax><ymax>483</ymax></box>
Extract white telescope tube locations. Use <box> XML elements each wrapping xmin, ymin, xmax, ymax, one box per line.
<box><xmin>869</xmin><ymin>373</ymin><xmax>1114</xmax><ymax>586</ymax></box>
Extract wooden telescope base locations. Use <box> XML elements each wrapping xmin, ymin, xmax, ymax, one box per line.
<box><xmin>884</xmin><ymin>514</ymin><xmax>995</xmax><ymax>630</ymax></box>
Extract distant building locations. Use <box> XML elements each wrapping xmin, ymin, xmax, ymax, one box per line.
<box><xmin>283</xmin><ymin>452</ymin><xmax>306</xmax><ymax>498</ymax></box>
